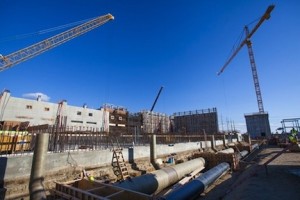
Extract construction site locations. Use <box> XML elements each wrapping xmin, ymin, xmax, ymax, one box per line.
<box><xmin>0</xmin><ymin>3</ymin><xmax>300</xmax><ymax>200</ymax></box>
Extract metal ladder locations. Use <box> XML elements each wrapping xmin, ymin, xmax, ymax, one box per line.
<box><xmin>111</xmin><ymin>139</ymin><xmax>129</xmax><ymax>181</ymax></box>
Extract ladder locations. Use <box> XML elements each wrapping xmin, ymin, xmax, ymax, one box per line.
<box><xmin>111</xmin><ymin>139</ymin><xmax>129</xmax><ymax>181</ymax></box>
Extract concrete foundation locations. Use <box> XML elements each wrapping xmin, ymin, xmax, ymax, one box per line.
<box><xmin>0</xmin><ymin>139</ymin><xmax>234</xmax><ymax>199</ymax></box>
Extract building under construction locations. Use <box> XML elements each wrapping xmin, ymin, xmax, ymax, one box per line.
<box><xmin>127</xmin><ymin>111</ymin><xmax>170</xmax><ymax>134</ymax></box>
<box><xmin>172</xmin><ymin>107</ymin><xmax>219</xmax><ymax>134</ymax></box>
<box><xmin>101</xmin><ymin>104</ymin><xmax>128</xmax><ymax>136</ymax></box>
<box><xmin>1</xmin><ymin>91</ymin><xmax>220</xmax><ymax>136</ymax></box>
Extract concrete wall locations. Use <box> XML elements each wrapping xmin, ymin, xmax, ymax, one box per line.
<box><xmin>1</xmin><ymin>139</ymin><xmax>228</xmax><ymax>181</ymax></box>
<box><xmin>245</xmin><ymin>112</ymin><xmax>271</xmax><ymax>138</ymax></box>
<box><xmin>172</xmin><ymin>108</ymin><xmax>219</xmax><ymax>134</ymax></box>
<box><xmin>0</xmin><ymin>138</ymin><xmax>238</xmax><ymax>199</ymax></box>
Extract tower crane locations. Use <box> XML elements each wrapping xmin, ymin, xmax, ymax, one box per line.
<box><xmin>217</xmin><ymin>5</ymin><xmax>275</xmax><ymax>113</ymax></box>
<box><xmin>0</xmin><ymin>13</ymin><xmax>114</xmax><ymax>72</ymax></box>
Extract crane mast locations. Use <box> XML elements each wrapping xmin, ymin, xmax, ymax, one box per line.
<box><xmin>217</xmin><ymin>5</ymin><xmax>275</xmax><ymax>113</ymax></box>
<box><xmin>245</xmin><ymin>26</ymin><xmax>264</xmax><ymax>113</ymax></box>
<box><xmin>0</xmin><ymin>13</ymin><xmax>114</xmax><ymax>72</ymax></box>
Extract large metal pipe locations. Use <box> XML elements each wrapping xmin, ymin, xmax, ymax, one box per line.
<box><xmin>162</xmin><ymin>162</ymin><xmax>230</xmax><ymax>200</ymax></box>
<box><xmin>251</xmin><ymin>143</ymin><xmax>259</xmax><ymax>150</ymax></box>
<box><xmin>115</xmin><ymin>158</ymin><xmax>205</xmax><ymax>195</ymax></box>
<box><xmin>237</xmin><ymin>150</ymin><xmax>249</xmax><ymax>160</ymax></box>
<box><xmin>29</xmin><ymin>133</ymin><xmax>49</xmax><ymax>200</ymax></box>
<box><xmin>217</xmin><ymin>148</ymin><xmax>235</xmax><ymax>154</ymax></box>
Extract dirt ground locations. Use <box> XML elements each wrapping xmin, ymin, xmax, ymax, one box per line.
<box><xmin>198</xmin><ymin>145</ymin><xmax>300</xmax><ymax>200</ymax></box>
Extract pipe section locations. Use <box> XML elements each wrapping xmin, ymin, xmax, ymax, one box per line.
<box><xmin>115</xmin><ymin>158</ymin><xmax>205</xmax><ymax>195</ymax></box>
<box><xmin>217</xmin><ymin>148</ymin><xmax>235</xmax><ymax>154</ymax></box>
<box><xmin>29</xmin><ymin>133</ymin><xmax>49</xmax><ymax>200</ymax></box>
<box><xmin>163</xmin><ymin>162</ymin><xmax>230</xmax><ymax>200</ymax></box>
<box><xmin>223</xmin><ymin>135</ymin><xmax>229</xmax><ymax>148</ymax></box>
<box><xmin>251</xmin><ymin>143</ymin><xmax>259</xmax><ymax>150</ymax></box>
<box><xmin>237</xmin><ymin>150</ymin><xmax>249</xmax><ymax>160</ymax></box>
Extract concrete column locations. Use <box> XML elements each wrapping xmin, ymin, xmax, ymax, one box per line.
<box><xmin>235</xmin><ymin>133</ymin><xmax>240</xmax><ymax>142</ymax></box>
<box><xmin>210</xmin><ymin>135</ymin><xmax>217</xmax><ymax>152</ymax></box>
<box><xmin>29</xmin><ymin>133</ymin><xmax>49</xmax><ymax>200</ymax></box>
<box><xmin>247</xmin><ymin>134</ymin><xmax>252</xmax><ymax>145</ymax></box>
<box><xmin>150</xmin><ymin>134</ymin><xmax>160</xmax><ymax>169</ymax></box>
<box><xmin>198</xmin><ymin>141</ymin><xmax>203</xmax><ymax>152</ymax></box>
<box><xmin>150</xmin><ymin>134</ymin><xmax>156</xmax><ymax>162</ymax></box>
<box><xmin>223</xmin><ymin>135</ymin><xmax>228</xmax><ymax>148</ymax></box>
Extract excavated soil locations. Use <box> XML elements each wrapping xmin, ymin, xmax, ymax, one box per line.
<box><xmin>197</xmin><ymin>145</ymin><xmax>300</xmax><ymax>200</ymax></box>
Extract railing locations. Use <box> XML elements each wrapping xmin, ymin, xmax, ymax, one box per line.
<box><xmin>0</xmin><ymin>131</ymin><xmax>229</xmax><ymax>156</ymax></box>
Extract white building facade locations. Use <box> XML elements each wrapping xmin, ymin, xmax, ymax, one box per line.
<box><xmin>0</xmin><ymin>90</ymin><xmax>109</xmax><ymax>132</ymax></box>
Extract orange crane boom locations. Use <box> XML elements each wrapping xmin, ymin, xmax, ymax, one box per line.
<box><xmin>217</xmin><ymin>5</ymin><xmax>275</xmax><ymax>113</ymax></box>
<box><xmin>0</xmin><ymin>13</ymin><xmax>114</xmax><ymax>72</ymax></box>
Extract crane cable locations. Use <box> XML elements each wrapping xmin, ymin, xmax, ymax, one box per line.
<box><xmin>224</xmin><ymin>16</ymin><xmax>260</xmax><ymax>64</ymax></box>
<box><xmin>0</xmin><ymin>17</ymin><xmax>96</xmax><ymax>43</ymax></box>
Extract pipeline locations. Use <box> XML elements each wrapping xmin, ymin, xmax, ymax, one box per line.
<box><xmin>162</xmin><ymin>162</ymin><xmax>230</xmax><ymax>200</ymax></box>
<box><xmin>251</xmin><ymin>143</ymin><xmax>259</xmax><ymax>150</ymax></box>
<box><xmin>217</xmin><ymin>148</ymin><xmax>235</xmax><ymax>154</ymax></box>
<box><xmin>115</xmin><ymin>157</ymin><xmax>205</xmax><ymax>195</ymax></box>
<box><xmin>237</xmin><ymin>150</ymin><xmax>249</xmax><ymax>160</ymax></box>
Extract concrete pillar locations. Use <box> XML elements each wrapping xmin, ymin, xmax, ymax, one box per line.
<box><xmin>247</xmin><ymin>134</ymin><xmax>252</xmax><ymax>145</ymax></box>
<box><xmin>210</xmin><ymin>135</ymin><xmax>217</xmax><ymax>152</ymax></box>
<box><xmin>198</xmin><ymin>141</ymin><xmax>203</xmax><ymax>152</ymax></box>
<box><xmin>150</xmin><ymin>134</ymin><xmax>156</xmax><ymax>162</ymax></box>
<box><xmin>223</xmin><ymin>135</ymin><xmax>228</xmax><ymax>148</ymax></box>
<box><xmin>150</xmin><ymin>134</ymin><xmax>160</xmax><ymax>169</ymax></box>
<box><xmin>29</xmin><ymin>133</ymin><xmax>49</xmax><ymax>200</ymax></box>
<box><xmin>235</xmin><ymin>133</ymin><xmax>240</xmax><ymax>142</ymax></box>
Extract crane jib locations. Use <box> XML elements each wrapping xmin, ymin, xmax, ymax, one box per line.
<box><xmin>0</xmin><ymin>13</ymin><xmax>114</xmax><ymax>72</ymax></box>
<box><xmin>217</xmin><ymin>5</ymin><xmax>275</xmax><ymax>113</ymax></box>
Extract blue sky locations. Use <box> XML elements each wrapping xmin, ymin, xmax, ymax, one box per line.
<box><xmin>1</xmin><ymin>0</ymin><xmax>299</xmax><ymax>133</ymax></box>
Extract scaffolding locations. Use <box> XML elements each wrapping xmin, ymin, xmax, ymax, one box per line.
<box><xmin>141</xmin><ymin>110</ymin><xmax>170</xmax><ymax>134</ymax></box>
<box><xmin>281</xmin><ymin>118</ymin><xmax>300</xmax><ymax>133</ymax></box>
